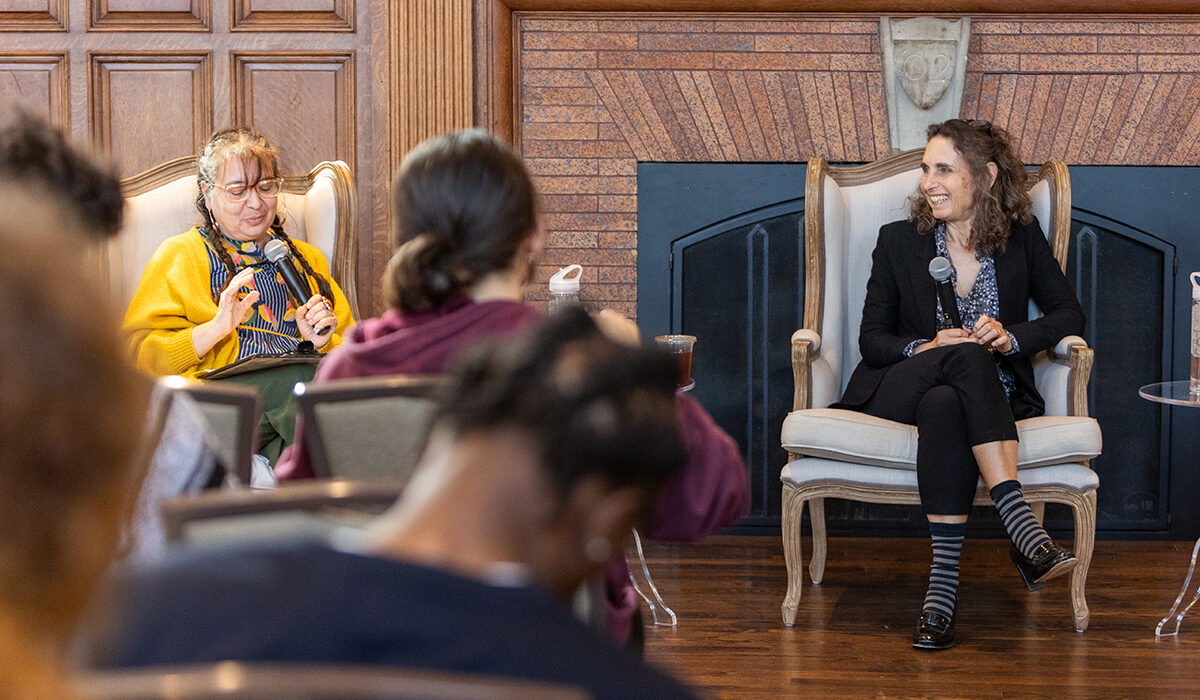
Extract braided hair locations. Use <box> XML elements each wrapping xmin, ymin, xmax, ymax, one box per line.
<box><xmin>194</xmin><ymin>127</ymin><xmax>335</xmax><ymax>305</ymax></box>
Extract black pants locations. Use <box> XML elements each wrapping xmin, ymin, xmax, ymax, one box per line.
<box><xmin>858</xmin><ymin>343</ymin><xmax>1018</xmax><ymax>515</ymax></box>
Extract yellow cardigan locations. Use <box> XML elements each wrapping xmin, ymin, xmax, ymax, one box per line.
<box><xmin>123</xmin><ymin>227</ymin><xmax>355</xmax><ymax>378</ymax></box>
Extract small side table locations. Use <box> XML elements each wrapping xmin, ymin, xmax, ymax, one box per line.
<box><xmin>1138</xmin><ymin>380</ymin><xmax>1200</xmax><ymax>637</ymax></box>
<box><xmin>626</xmin><ymin>379</ymin><xmax>695</xmax><ymax>628</ymax></box>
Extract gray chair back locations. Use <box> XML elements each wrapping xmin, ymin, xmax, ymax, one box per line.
<box><xmin>160</xmin><ymin>376</ymin><xmax>261</xmax><ymax>485</ymax></box>
<box><xmin>161</xmin><ymin>478</ymin><xmax>406</xmax><ymax>544</ymax></box>
<box><xmin>295</xmin><ymin>375</ymin><xmax>443</xmax><ymax>480</ymax></box>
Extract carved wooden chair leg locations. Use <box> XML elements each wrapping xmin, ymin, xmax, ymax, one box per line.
<box><xmin>1069</xmin><ymin>490</ymin><xmax>1097</xmax><ymax>632</ymax></box>
<box><xmin>780</xmin><ymin>484</ymin><xmax>806</xmax><ymax>626</ymax></box>
<box><xmin>808</xmin><ymin>496</ymin><xmax>828</xmax><ymax>584</ymax></box>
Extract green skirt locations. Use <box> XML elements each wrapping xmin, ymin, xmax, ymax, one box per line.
<box><xmin>213</xmin><ymin>362</ymin><xmax>318</xmax><ymax>465</ymax></box>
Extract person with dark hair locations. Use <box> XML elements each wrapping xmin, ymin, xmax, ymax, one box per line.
<box><xmin>0</xmin><ymin>109</ymin><xmax>222</xmax><ymax>559</ymax></box>
<box><xmin>81</xmin><ymin>310</ymin><xmax>698</xmax><ymax>699</ymax></box>
<box><xmin>0</xmin><ymin>108</ymin><xmax>124</xmax><ymax>238</ymax></box>
<box><xmin>0</xmin><ymin>193</ymin><xmax>151</xmax><ymax>697</ymax></box>
<box><xmin>274</xmin><ymin>129</ymin><xmax>747</xmax><ymax>646</ymax></box>
<box><xmin>831</xmin><ymin>119</ymin><xmax>1086</xmax><ymax>650</ymax></box>
<box><xmin>123</xmin><ymin>126</ymin><xmax>355</xmax><ymax>464</ymax></box>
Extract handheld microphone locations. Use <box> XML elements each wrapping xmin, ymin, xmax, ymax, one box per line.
<box><xmin>263</xmin><ymin>239</ymin><xmax>331</xmax><ymax>336</ymax></box>
<box><xmin>928</xmin><ymin>256</ymin><xmax>963</xmax><ymax>329</ymax></box>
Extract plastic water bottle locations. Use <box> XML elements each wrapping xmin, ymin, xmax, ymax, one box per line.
<box><xmin>548</xmin><ymin>264</ymin><xmax>582</xmax><ymax>314</ymax></box>
<box><xmin>1191</xmin><ymin>272</ymin><xmax>1200</xmax><ymax>394</ymax></box>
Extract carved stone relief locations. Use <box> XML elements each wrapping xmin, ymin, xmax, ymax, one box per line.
<box><xmin>880</xmin><ymin>17</ymin><xmax>971</xmax><ymax>152</ymax></box>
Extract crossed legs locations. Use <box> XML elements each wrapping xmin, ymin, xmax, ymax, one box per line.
<box><xmin>858</xmin><ymin>344</ymin><xmax>1075</xmax><ymax>649</ymax></box>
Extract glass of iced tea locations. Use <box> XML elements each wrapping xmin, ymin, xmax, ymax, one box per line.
<box><xmin>654</xmin><ymin>334</ymin><xmax>696</xmax><ymax>389</ymax></box>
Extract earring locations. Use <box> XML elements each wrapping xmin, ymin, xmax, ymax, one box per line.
<box><xmin>584</xmin><ymin>537</ymin><xmax>612</xmax><ymax>563</ymax></box>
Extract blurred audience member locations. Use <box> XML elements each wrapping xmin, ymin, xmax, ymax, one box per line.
<box><xmin>0</xmin><ymin>109</ymin><xmax>124</xmax><ymax>239</ymax></box>
<box><xmin>276</xmin><ymin>129</ymin><xmax>748</xmax><ymax>644</ymax></box>
<box><xmin>0</xmin><ymin>108</ymin><xmax>220</xmax><ymax>562</ymax></box>
<box><xmin>81</xmin><ymin>310</ymin><xmax>697</xmax><ymax>698</ymax></box>
<box><xmin>0</xmin><ymin>197</ymin><xmax>150</xmax><ymax>698</ymax></box>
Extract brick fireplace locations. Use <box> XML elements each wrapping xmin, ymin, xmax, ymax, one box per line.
<box><xmin>476</xmin><ymin>5</ymin><xmax>1200</xmax><ymax>536</ymax></box>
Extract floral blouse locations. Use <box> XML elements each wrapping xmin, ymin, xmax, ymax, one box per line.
<box><xmin>903</xmin><ymin>223</ymin><xmax>1019</xmax><ymax>397</ymax></box>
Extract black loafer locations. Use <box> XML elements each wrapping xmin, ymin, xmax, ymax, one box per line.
<box><xmin>912</xmin><ymin>610</ymin><xmax>955</xmax><ymax>651</ymax></box>
<box><xmin>1010</xmin><ymin>541</ymin><xmax>1077</xmax><ymax>592</ymax></box>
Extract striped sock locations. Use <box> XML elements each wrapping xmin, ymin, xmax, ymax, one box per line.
<box><xmin>990</xmin><ymin>479</ymin><xmax>1052</xmax><ymax>558</ymax></box>
<box><xmin>923</xmin><ymin>521</ymin><xmax>965</xmax><ymax>619</ymax></box>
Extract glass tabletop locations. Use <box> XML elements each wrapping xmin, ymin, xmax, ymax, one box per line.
<box><xmin>1138</xmin><ymin>380</ymin><xmax>1200</xmax><ymax>407</ymax></box>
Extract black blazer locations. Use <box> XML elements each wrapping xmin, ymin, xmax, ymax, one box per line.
<box><xmin>836</xmin><ymin>217</ymin><xmax>1086</xmax><ymax>420</ymax></box>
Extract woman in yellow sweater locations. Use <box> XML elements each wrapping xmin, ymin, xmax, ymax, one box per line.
<box><xmin>124</xmin><ymin>127</ymin><xmax>354</xmax><ymax>465</ymax></box>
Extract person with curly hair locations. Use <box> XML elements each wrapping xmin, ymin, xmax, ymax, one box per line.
<box><xmin>123</xmin><ymin>126</ymin><xmax>354</xmax><ymax>464</ymax></box>
<box><xmin>0</xmin><ymin>108</ymin><xmax>124</xmax><ymax>239</ymax></box>
<box><xmin>81</xmin><ymin>310</ymin><xmax>698</xmax><ymax>699</ymax></box>
<box><xmin>830</xmin><ymin>119</ymin><xmax>1087</xmax><ymax>651</ymax></box>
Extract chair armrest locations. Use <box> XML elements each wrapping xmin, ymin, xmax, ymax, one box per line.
<box><xmin>1040</xmin><ymin>335</ymin><xmax>1093</xmax><ymax>418</ymax></box>
<box><xmin>791</xmin><ymin>329</ymin><xmax>821</xmax><ymax>411</ymax></box>
<box><xmin>1048</xmin><ymin>334</ymin><xmax>1088</xmax><ymax>362</ymax></box>
<box><xmin>1064</xmin><ymin>340</ymin><xmax>1094</xmax><ymax>418</ymax></box>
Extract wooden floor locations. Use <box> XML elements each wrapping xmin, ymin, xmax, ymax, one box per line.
<box><xmin>639</xmin><ymin>534</ymin><xmax>1200</xmax><ymax>698</ymax></box>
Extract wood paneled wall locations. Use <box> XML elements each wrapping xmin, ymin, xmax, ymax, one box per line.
<box><xmin>0</xmin><ymin>0</ymin><xmax>473</xmax><ymax>318</ymax></box>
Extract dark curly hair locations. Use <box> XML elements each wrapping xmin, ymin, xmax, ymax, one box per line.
<box><xmin>910</xmin><ymin>119</ymin><xmax>1033</xmax><ymax>257</ymax></box>
<box><xmin>0</xmin><ymin>109</ymin><xmax>124</xmax><ymax>237</ymax></box>
<box><xmin>384</xmin><ymin>129</ymin><xmax>538</xmax><ymax>314</ymax></box>
<box><xmin>434</xmin><ymin>307</ymin><xmax>685</xmax><ymax>503</ymax></box>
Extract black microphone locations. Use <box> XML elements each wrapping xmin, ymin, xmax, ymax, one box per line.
<box><xmin>928</xmin><ymin>256</ymin><xmax>963</xmax><ymax>329</ymax></box>
<box><xmin>263</xmin><ymin>239</ymin><xmax>331</xmax><ymax>336</ymax></box>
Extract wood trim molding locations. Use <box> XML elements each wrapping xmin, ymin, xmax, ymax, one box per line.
<box><xmin>119</xmin><ymin>155</ymin><xmax>196</xmax><ymax>197</ymax></box>
<box><xmin>0</xmin><ymin>0</ymin><xmax>66</xmax><ymax>31</ymax></box>
<box><xmin>89</xmin><ymin>0</ymin><xmax>211</xmax><ymax>32</ymax></box>
<box><xmin>231</xmin><ymin>0</ymin><xmax>354</xmax><ymax>32</ymax></box>
<box><xmin>825</xmin><ymin>149</ymin><xmax>925</xmax><ymax>187</ymax></box>
<box><xmin>87</xmin><ymin>52</ymin><xmax>212</xmax><ymax>163</ymax></box>
<box><xmin>473</xmin><ymin>0</ymin><xmax>514</xmax><ymax>144</ymax></box>
<box><xmin>0</xmin><ymin>53</ymin><xmax>69</xmax><ymax>128</ymax></box>
<box><xmin>802</xmin><ymin>158</ymin><xmax>829</xmax><ymax>336</ymax></box>
<box><xmin>230</xmin><ymin>51</ymin><xmax>357</xmax><ymax>169</ymax></box>
<box><xmin>1036</xmin><ymin>160</ymin><xmax>1072</xmax><ymax>273</ymax></box>
<box><xmin>481</xmin><ymin>0</ymin><xmax>1200</xmax><ymax>11</ymax></box>
<box><xmin>390</xmin><ymin>0</ymin><xmax>472</xmax><ymax>173</ymax></box>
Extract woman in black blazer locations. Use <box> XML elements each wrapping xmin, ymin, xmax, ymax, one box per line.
<box><xmin>833</xmin><ymin>120</ymin><xmax>1086</xmax><ymax>651</ymax></box>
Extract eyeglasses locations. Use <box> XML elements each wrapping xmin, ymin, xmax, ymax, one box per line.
<box><xmin>966</xmin><ymin>119</ymin><xmax>994</xmax><ymax>133</ymax></box>
<box><xmin>210</xmin><ymin>177</ymin><xmax>283</xmax><ymax>203</ymax></box>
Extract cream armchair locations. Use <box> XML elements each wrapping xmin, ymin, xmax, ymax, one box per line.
<box><xmin>780</xmin><ymin>150</ymin><xmax>1102</xmax><ymax>631</ymax></box>
<box><xmin>110</xmin><ymin>156</ymin><xmax>359</xmax><ymax>318</ymax></box>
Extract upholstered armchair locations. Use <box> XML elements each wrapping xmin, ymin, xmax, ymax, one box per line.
<box><xmin>779</xmin><ymin>150</ymin><xmax>1102</xmax><ymax>631</ymax></box>
<box><xmin>110</xmin><ymin>156</ymin><xmax>359</xmax><ymax>318</ymax></box>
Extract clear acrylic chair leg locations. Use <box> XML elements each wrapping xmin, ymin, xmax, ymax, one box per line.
<box><xmin>1156</xmin><ymin>537</ymin><xmax>1200</xmax><ymax>637</ymax></box>
<box><xmin>627</xmin><ymin>528</ymin><xmax>677</xmax><ymax>627</ymax></box>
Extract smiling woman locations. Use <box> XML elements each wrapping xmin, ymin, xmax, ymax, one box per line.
<box><xmin>122</xmin><ymin>126</ymin><xmax>356</xmax><ymax>465</ymax></box>
<box><xmin>829</xmin><ymin>119</ymin><xmax>1086</xmax><ymax>651</ymax></box>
